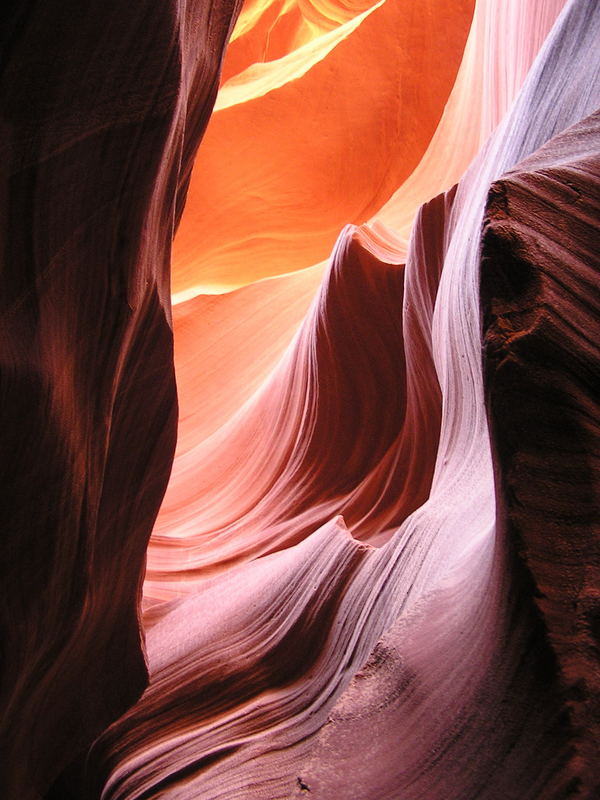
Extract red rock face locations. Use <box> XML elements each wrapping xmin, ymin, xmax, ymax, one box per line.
<box><xmin>2</xmin><ymin>0</ymin><xmax>599</xmax><ymax>799</ymax></box>
<box><xmin>0</xmin><ymin>0</ymin><xmax>241</xmax><ymax>797</ymax></box>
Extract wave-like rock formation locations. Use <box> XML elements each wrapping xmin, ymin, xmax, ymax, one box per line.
<box><xmin>2</xmin><ymin>0</ymin><xmax>599</xmax><ymax>798</ymax></box>
<box><xmin>102</xmin><ymin>2</ymin><xmax>600</xmax><ymax>798</ymax></box>
<box><xmin>147</xmin><ymin>222</ymin><xmax>440</xmax><ymax>596</ymax></box>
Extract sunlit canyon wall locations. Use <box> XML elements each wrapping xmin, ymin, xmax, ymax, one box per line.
<box><xmin>1</xmin><ymin>0</ymin><xmax>599</xmax><ymax>798</ymax></box>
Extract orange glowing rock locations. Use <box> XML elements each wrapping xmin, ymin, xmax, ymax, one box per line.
<box><xmin>172</xmin><ymin>264</ymin><xmax>324</xmax><ymax>454</ymax></box>
<box><xmin>171</xmin><ymin>0</ymin><xmax>475</xmax><ymax>297</ymax></box>
<box><xmin>377</xmin><ymin>0</ymin><xmax>566</xmax><ymax>237</ymax></box>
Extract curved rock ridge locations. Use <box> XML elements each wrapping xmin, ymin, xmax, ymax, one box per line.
<box><xmin>171</xmin><ymin>263</ymin><xmax>327</xmax><ymax>453</ymax></box>
<box><xmin>146</xmin><ymin>218</ymin><xmax>445</xmax><ymax>598</ymax></box>
<box><xmin>83</xmin><ymin>2</ymin><xmax>600</xmax><ymax>798</ymax></box>
<box><xmin>481</xmin><ymin>110</ymin><xmax>600</xmax><ymax>795</ymax></box>
<box><xmin>0</xmin><ymin>0</ymin><xmax>241</xmax><ymax>797</ymax></box>
<box><xmin>87</xmin><ymin>520</ymin><xmax>373</xmax><ymax>799</ymax></box>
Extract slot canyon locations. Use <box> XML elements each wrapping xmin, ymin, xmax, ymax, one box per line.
<box><xmin>1</xmin><ymin>0</ymin><xmax>599</xmax><ymax>798</ymax></box>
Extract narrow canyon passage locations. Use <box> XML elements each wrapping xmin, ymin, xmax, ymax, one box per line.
<box><xmin>1</xmin><ymin>1</ymin><xmax>598</xmax><ymax>798</ymax></box>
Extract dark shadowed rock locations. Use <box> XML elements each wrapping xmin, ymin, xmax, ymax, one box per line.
<box><xmin>482</xmin><ymin>110</ymin><xmax>600</xmax><ymax>797</ymax></box>
<box><xmin>0</xmin><ymin>1</ymin><xmax>240</xmax><ymax>796</ymax></box>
